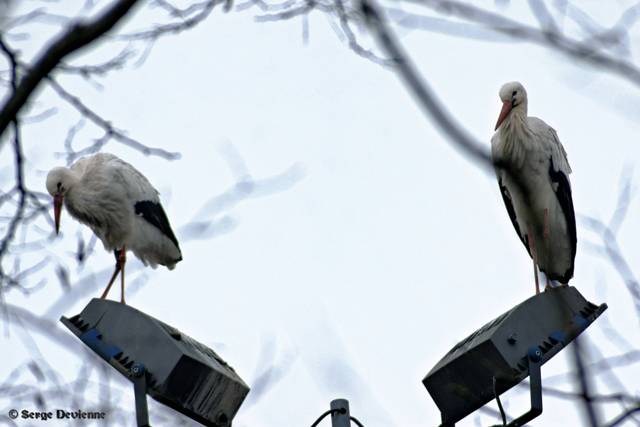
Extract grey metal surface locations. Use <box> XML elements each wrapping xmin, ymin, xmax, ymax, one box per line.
<box><xmin>423</xmin><ymin>286</ymin><xmax>607</xmax><ymax>426</ymax></box>
<box><xmin>330</xmin><ymin>399</ymin><xmax>350</xmax><ymax>427</ymax></box>
<box><xmin>60</xmin><ymin>298</ymin><xmax>250</xmax><ymax>427</ymax></box>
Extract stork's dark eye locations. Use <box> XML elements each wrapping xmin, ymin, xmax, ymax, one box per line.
<box><xmin>512</xmin><ymin>90</ymin><xmax>517</xmax><ymax>96</ymax></box>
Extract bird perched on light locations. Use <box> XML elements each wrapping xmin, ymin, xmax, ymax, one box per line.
<box><xmin>491</xmin><ymin>82</ymin><xmax>576</xmax><ymax>294</ymax></box>
<box><xmin>46</xmin><ymin>153</ymin><xmax>182</xmax><ymax>304</ymax></box>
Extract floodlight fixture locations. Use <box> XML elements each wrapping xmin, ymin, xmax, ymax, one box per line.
<box><xmin>423</xmin><ymin>286</ymin><xmax>607</xmax><ymax>426</ymax></box>
<box><xmin>60</xmin><ymin>298</ymin><xmax>250</xmax><ymax>427</ymax></box>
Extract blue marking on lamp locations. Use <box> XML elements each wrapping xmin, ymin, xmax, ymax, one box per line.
<box><xmin>79</xmin><ymin>328</ymin><xmax>122</xmax><ymax>360</ymax></box>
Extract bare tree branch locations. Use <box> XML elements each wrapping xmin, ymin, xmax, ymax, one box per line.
<box><xmin>0</xmin><ymin>0</ymin><xmax>142</xmax><ymax>138</ymax></box>
<box><xmin>58</xmin><ymin>48</ymin><xmax>134</xmax><ymax>78</ymax></box>
<box><xmin>360</xmin><ymin>0</ymin><xmax>493</xmax><ymax>170</ymax></box>
<box><xmin>401</xmin><ymin>0</ymin><xmax>640</xmax><ymax>89</ymax></box>
<box><xmin>579</xmin><ymin>173</ymin><xmax>640</xmax><ymax>323</ymax></box>
<box><xmin>606</xmin><ymin>405</ymin><xmax>640</xmax><ymax>427</ymax></box>
<box><xmin>571</xmin><ymin>338</ymin><xmax>600</xmax><ymax>426</ymax></box>
<box><xmin>118</xmin><ymin>0</ymin><xmax>220</xmax><ymax>41</ymax></box>
<box><xmin>47</xmin><ymin>77</ymin><xmax>181</xmax><ymax>161</ymax></box>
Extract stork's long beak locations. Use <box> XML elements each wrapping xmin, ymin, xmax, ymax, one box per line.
<box><xmin>53</xmin><ymin>193</ymin><xmax>63</xmax><ymax>235</ymax></box>
<box><xmin>495</xmin><ymin>100</ymin><xmax>513</xmax><ymax>130</ymax></box>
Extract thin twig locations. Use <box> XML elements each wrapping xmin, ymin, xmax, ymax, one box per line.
<box><xmin>47</xmin><ymin>77</ymin><xmax>181</xmax><ymax>160</ymax></box>
<box><xmin>0</xmin><ymin>0</ymin><xmax>142</xmax><ymax>138</ymax></box>
<box><xmin>360</xmin><ymin>0</ymin><xmax>493</xmax><ymax>170</ymax></box>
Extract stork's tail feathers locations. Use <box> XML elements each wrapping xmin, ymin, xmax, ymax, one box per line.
<box><xmin>166</xmin><ymin>255</ymin><xmax>183</xmax><ymax>271</ymax></box>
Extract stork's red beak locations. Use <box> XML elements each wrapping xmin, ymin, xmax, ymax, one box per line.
<box><xmin>53</xmin><ymin>193</ymin><xmax>63</xmax><ymax>235</ymax></box>
<box><xmin>495</xmin><ymin>100</ymin><xmax>512</xmax><ymax>130</ymax></box>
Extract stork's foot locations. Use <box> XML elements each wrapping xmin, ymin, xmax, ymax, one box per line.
<box><xmin>544</xmin><ymin>275</ymin><xmax>553</xmax><ymax>292</ymax></box>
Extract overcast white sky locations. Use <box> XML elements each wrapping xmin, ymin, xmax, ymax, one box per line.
<box><xmin>2</xmin><ymin>1</ymin><xmax>640</xmax><ymax>426</ymax></box>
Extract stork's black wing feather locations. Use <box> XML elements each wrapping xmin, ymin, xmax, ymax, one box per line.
<box><xmin>548</xmin><ymin>158</ymin><xmax>577</xmax><ymax>281</ymax></box>
<box><xmin>134</xmin><ymin>201</ymin><xmax>180</xmax><ymax>249</ymax></box>
<box><xmin>498</xmin><ymin>177</ymin><xmax>531</xmax><ymax>257</ymax></box>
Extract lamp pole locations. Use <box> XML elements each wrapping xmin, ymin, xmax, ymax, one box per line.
<box><xmin>330</xmin><ymin>399</ymin><xmax>350</xmax><ymax>427</ymax></box>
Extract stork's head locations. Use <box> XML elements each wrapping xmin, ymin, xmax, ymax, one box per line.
<box><xmin>495</xmin><ymin>81</ymin><xmax>528</xmax><ymax>130</ymax></box>
<box><xmin>46</xmin><ymin>167</ymin><xmax>74</xmax><ymax>235</ymax></box>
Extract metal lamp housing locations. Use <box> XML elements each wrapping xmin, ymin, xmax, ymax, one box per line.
<box><xmin>61</xmin><ymin>299</ymin><xmax>250</xmax><ymax>427</ymax></box>
<box><xmin>423</xmin><ymin>286</ymin><xmax>607</xmax><ymax>426</ymax></box>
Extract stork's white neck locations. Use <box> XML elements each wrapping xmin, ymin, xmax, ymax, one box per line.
<box><xmin>500</xmin><ymin>107</ymin><xmax>531</xmax><ymax>141</ymax></box>
<box><xmin>495</xmin><ymin>107</ymin><xmax>533</xmax><ymax>170</ymax></box>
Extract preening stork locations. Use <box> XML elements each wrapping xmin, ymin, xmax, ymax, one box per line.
<box><xmin>491</xmin><ymin>82</ymin><xmax>576</xmax><ymax>294</ymax></box>
<box><xmin>46</xmin><ymin>153</ymin><xmax>182</xmax><ymax>304</ymax></box>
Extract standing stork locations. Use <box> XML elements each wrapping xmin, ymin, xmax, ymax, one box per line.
<box><xmin>46</xmin><ymin>153</ymin><xmax>182</xmax><ymax>304</ymax></box>
<box><xmin>491</xmin><ymin>81</ymin><xmax>576</xmax><ymax>294</ymax></box>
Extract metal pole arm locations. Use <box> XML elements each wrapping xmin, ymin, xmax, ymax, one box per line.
<box><xmin>132</xmin><ymin>364</ymin><xmax>150</xmax><ymax>427</ymax></box>
<box><xmin>506</xmin><ymin>348</ymin><xmax>543</xmax><ymax>427</ymax></box>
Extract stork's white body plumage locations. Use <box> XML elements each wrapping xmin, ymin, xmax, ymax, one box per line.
<box><xmin>46</xmin><ymin>153</ymin><xmax>182</xmax><ymax>302</ymax></box>
<box><xmin>491</xmin><ymin>82</ymin><xmax>576</xmax><ymax>290</ymax></box>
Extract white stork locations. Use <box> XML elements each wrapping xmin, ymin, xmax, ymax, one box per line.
<box><xmin>491</xmin><ymin>81</ymin><xmax>576</xmax><ymax>294</ymax></box>
<box><xmin>46</xmin><ymin>153</ymin><xmax>182</xmax><ymax>304</ymax></box>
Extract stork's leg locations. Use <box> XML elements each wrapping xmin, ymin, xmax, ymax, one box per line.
<box><xmin>100</xmin><ymin>249</ymin><xmax>123</xmax><ymax>299</ymax></box>
<box><xmin>532</xmin><ymin>259</ymin><xmax>540</xmax><ymax>295</ymax></box>
<box><xmin>528</xmin><ymin>228</ymin><xmax>540</xmax><ymax>295</ymax></box>
<box><xmin>119</xmin><ymin>246</ymin><xmax>126</xmax><ymax>305</ymax></box>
